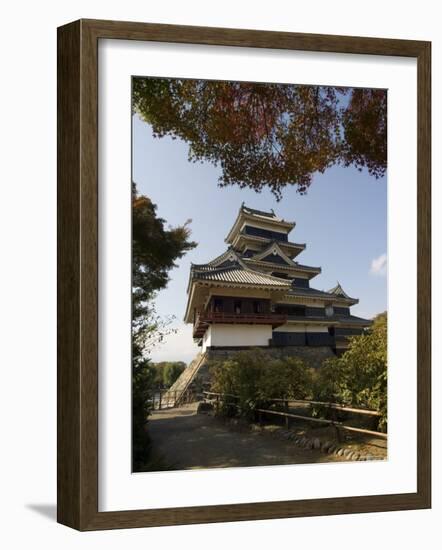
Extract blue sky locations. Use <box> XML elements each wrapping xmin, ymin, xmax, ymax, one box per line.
<box><xmin>133</xmin><ymin>112</ymin><xmax>387</xmax><ymax>364</ymax></box>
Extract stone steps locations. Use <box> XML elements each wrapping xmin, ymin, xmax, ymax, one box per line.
<box><xmin>163</xmin><ymin>352</ymin><xmax>207</xmax><ymax>406</ymax></box>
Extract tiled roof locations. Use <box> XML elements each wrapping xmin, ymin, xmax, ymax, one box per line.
<box><xmin>285</xmin><ymin>315</ymin><xmax>338</xmax><ymax>323</ymax></box>
<box><xmin>286</xmin><ymin>314</ymin><xmax>371</xmax><ymax>325</ymax></box>
<box><xmin>288</xmin><ymin>286</ymin><xmax>358</xmax><ymax>304</ymax></box>
<box><xmin>226</xmin><ymin>204</ymin><xmax>296</xmax><ymax>244</ymax></box>
<box><xmin>191</xmin><ymin>263</ymin><xmax>223</xmax><ymax>271</ymax></box>
<box><xmin>328</xmin><ymin>282</ymin><xmax>352</xmax><ymax>299</ymax></box>
<box><xmin>241</xmin><ymin>204</ymin><xmax>280</xmax><ymax>220</ymax></box>
<box><xmin>191</xmin><ymin>264</ymin><xmax>291</xmax><ymax>288</ymax></box>
<box><xmin>249</xmin><ymin>241</ymin><xmax>295</xmax><ymax>265</ymax></box>
<box><xmin>196</xmin><ymin>247</ymin><xmax>319</xmax><ymax>274</ymax></box>
<box><xmin>237</xmin><ymin>230</ymin><xmax>304</xmax><ymax>248</ymax></box>
<box><xmin>291</xmin><ymin>262</ymin><xmax>321</xmax><ymax>272</ymax></box>
<box><xmin>336</xmin><ymin>315</ymin><xmax>372</xmax><ymax>325</ymax></box>
<box><xmin>240</xmin><ymin>203</ymin><xmax>296</xmax><ymax>225</ymax></box>
<box><xmin>200</xmin><ymin>248</ymin><xmax>239</xmax><ymax>268</ymax></box>
<box><xmin>288</xmin><ymin>287</ymin><xmax>336</xmax><ymax>298</ymax></box>
<box><xmin>244</xmin><ymin>257</ymin><xmax>321</xmax><ymax>274</ymax></box>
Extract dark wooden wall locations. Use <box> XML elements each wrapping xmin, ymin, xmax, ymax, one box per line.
<box><xmin>272</xmin><ymin>332</ymin><xmax>334</xmax><ymax>346</ymax></box>
<box><xmin>243</xmin><ymin>224</ymin><xmax>288</xmax><ymax>242</ymax></box>
<box><xmin>210</xmin><ymin>296</ymin><xmax>271</xmax><ymax>314</ymax></box>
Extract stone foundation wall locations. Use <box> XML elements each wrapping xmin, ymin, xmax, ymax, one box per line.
<box><xmin>206</xmin><ymin>345</ymin><xmax>334</xmax><ymax>369</ymax></box>
<box><xmin>190</xmin><ymin>345</ymin><xmax>334</xmax><ymax>391</ymax></box>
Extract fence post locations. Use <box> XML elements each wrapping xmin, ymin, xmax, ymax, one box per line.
<box><xmin>335</xmin><ymin>425</ymin><xmax>342</xmax><ymax>443</ymax></box>
<box><xmin>158</xmin><ymin>391</ymin><xmax>162</xmax><ymax>410</ymax></box>
<box><xmin>330</xmin><ymin>406</ymin><xmax>341</xmax><ymax>442</ymax></box>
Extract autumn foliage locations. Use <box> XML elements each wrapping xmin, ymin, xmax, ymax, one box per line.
<box><xmin>133</xmin><ymin>78</ymin><xmax>387</xmax><ymax>199</ymax></box>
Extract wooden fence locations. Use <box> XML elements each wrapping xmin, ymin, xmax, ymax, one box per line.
<box><xmin>203</xmin><ymin>391</ymin><xmax>387</xmax><ymax>441</ymax></box>
<box><xmin>149</xmin><ymin>388</ymin><xmax>198</xmax><ymax>410</ymax></box>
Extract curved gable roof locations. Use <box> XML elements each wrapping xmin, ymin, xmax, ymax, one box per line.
<box><xmin>250</xmin><ymin>241</ymin><xmax>295</xmax><ymax>266</ymax></box>
<box><xmin>328</xmin><ymin>282</ymin><xmax>353</xmax><ymax>299</ymax></box>
<box><xmin>190</xmin><ymin>247</ymin><xmax>291</xmax><ymax>290</ymax></box>
<box><xmin>193</xmin><ymin>248</ymin><xmax>249</xmax><ymax>271</ymax></box>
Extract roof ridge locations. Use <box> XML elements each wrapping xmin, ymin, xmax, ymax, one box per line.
<box><xmin>192</xmin><ymin>262</ymin><xmax>242</xmax><ymax>272</ymax></box>
<box><xmin>241</xmin><ymin>203</ymin><xmax>277</xmax><ymax>219</ymax></box>
<box><xmin>244</xmin><ymin>257</ymin><xmax>321</xmax><ymax>272</ymax></box>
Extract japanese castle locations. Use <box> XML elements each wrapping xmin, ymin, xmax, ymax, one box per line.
<box><xmin>184</xmin><ymin>204</ymin><xmax>371</xmax><ymax>355</ymax></box>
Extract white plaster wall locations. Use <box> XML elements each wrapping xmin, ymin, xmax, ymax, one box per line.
<box><xmin>201</xmin><ymin>328</ymin><xmax>212</xmax><ymax>353</ymax></box>
<box><xmin>306</xmin><ymin>325</ymin><xmax>328</xmax><ymax>333</ymax></box>
<box><xmin>206</xmin><ymin>324</ymin><xmax>272</xmax><ymax>347</ymax></box>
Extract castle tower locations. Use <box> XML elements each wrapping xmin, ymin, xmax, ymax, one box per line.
<box><xmin>184</xmin><ymin>204</ymin><xmax>371</xmax><ymax>356</ymax></box>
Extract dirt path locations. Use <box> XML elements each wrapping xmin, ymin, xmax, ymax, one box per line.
<box><xmin>148</xmin><ymin>402</ymin><xmax>343</xmax><ymax>470</ymax></box>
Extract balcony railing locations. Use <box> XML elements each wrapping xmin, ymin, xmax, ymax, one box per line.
<box><xmin>193</xmin><ymin>310</ymin><xmax>288</xmax><ymax>338</ymax></box>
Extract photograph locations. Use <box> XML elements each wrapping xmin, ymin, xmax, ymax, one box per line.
<box><xmin>131</xmin><ymin>77</ymin><xmax>388</xmax><ymax>472</ymax></box>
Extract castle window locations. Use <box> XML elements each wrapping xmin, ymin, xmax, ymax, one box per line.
<box><xmin>253</xmin><ymin>301</ymin><xmax>262</xmax><ymax>314</ymax></box>
<box><xmin>234</xmin><ymin>300</ymin><xmax>242</xmax><ymax>314</ymax></box>
<box><xmin>214</xmin><ymin>298</ymin><xmax>223</xmax><ymax>312</ymax></box>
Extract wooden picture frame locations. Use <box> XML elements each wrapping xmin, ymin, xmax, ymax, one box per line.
<box><xmin>57</xmin><ymin>19</ymin><xmax>431</xmax><ymax>531</ymax></box>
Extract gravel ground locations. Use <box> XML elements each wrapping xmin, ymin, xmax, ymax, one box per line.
<box><xmin>147</xmin><ymin>402</ymin><xmax>347</xmax><ymax>471</ymax></box>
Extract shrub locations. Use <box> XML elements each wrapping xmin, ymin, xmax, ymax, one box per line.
<box><xmin>210</xmin><ymin>315</ymin><xmax>387</xmax><ymax>432</ymax></box>
<box><xmin>210</xmin><ymin>349</ymin><xmax>312</xmax><ymax>418</ymax></box>
<box><xmin>313</xmin><ymin>312</ymin><xmax>387</xmax><ymax>430</ymax></box>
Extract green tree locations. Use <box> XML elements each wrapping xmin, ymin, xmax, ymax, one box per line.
<box><xmin>132</xmin><ymin>184</ymin><xmax>196</xmax><ymax>471</ymax></box>
<box><xmin>314</xmin><ymin>312</ymin><xmax>387</xmax><ymax>430</ymax></box>
<box><xmin>258</xmin><ymin>356</ymin><xmax>312</xmax><ymax>402</ymax></box>
<box><xmin>163</xmin><ymin>362</ymin><xmax>186</xmax><ymax>387</ymax></box>
<box><xmin>132</xmin><ymin>357</ymin><xmax>156</xmax><ymax>470</ymax></box>
<box><xmin>210</xmin><ymin>349</ymin><xmax>312</xmax><ymax>418</ymax></box>
<box><xmin>150</xmin><ymin>361</ymin><xmax>187</xmax><ymax>388</ymax></box>
<box><xmin>133</xmin><ymin>79</ymin><xmax>386</xmax><ymax>199</ymax></box>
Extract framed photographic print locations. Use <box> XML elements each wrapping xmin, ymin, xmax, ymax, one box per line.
<box><xmin>57</xmin><ymin>19</ymin><xmax>431</xmax><ymax>530</ymax></box>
